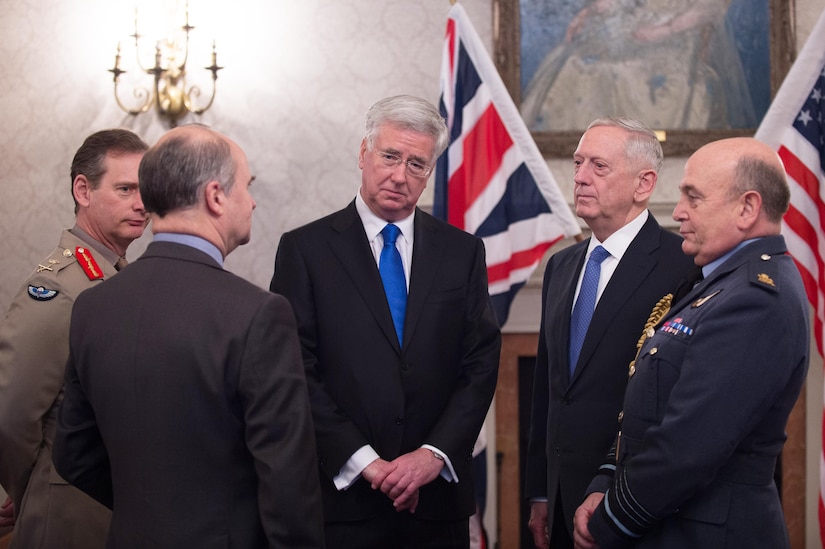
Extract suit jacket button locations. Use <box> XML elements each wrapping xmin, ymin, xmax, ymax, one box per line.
<box><xmin>401</xmin><ymin>362</ymin><xmax>411</xmax><ymax>371</ymax></box>
<box><xmin>563</xmin><ymin>397</ymin><xmax>572</xmax><ymax>405</ymax></box>
<box><xmin>395</xmin><ymin>417</ymin><xmax>404</xmax><ymax>425</ymax></box>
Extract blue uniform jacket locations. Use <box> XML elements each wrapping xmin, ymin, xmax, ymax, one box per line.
<box><xmin>587</xmin><ymin>235</ymin><xmax>810</xmax><ymax>549</ymax></box>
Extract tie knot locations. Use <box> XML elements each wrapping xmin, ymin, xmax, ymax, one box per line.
<box><xmin>382</xmin><ymin>223</ymin><xmax>401</xmax><ymax>246</ymax></box>
<box><xmin>589</xmin><ymin>245</ymin><xmax>609</xmax><ymax>265</ymax></box>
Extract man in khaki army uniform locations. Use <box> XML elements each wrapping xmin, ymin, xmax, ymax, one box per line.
<box><xmin>0</xmin><ymin>129</ymin><xmax>149</xmax><ymax>548</ymax></box>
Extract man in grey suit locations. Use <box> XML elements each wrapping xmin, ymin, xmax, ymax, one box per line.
<box><xmin>53</xmin><ymin>124</ymin><xmax>324</xmax><ymax>548</ymax></box>
<box><xmin>574</xmin><ymin>137</ymin><xmax>808</xmax><ymax>549</ymax></box>
<box><xmin>270</xmin><ymin>95</ymin><xmax>501</xmax><ymax>548</ymax></box>
<box><xmin>524</xmin><ymin>117</ymin><xmax>693</xmax><ymax>548</ymax></box>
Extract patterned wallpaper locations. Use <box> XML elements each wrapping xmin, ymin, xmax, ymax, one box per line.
<box><xmin>1</xmin><ymin>0</ymin><xmax>823</xmax><ymax>316</ymax></box>
<box><xmin>0</xmin><ymin>0</ymin><xmax>492</xmax><ymax>307</ymax></box>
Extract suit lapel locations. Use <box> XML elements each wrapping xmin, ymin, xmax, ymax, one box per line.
<box><xmin>572</xmin><ymin>217</ymin><xmax>661</xmax><ymax>382</ymax></box>
<box><xmin>551</xmin><ymin>242</ymin><xmax>588</xmax><ymax>387</ymax></box>
<box><xmin>403</xmin><ymin>211</ymin><xmax>443</xmax><ymax>350</ymax></box>
<box><xmin>328</xmin><ymin>203</ymin><xmax>402</xmax><ymax>352</ymax></box>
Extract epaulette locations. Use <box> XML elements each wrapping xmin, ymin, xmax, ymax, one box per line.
<box><xmin>75</xmin><ymin>246</ymin><xmax>105</xmax><ymax>280</ymax></box>
<box><xmin>750</xmin><ymin>252</ymin><xmax>779</xmax><ymax>293</ymax></box>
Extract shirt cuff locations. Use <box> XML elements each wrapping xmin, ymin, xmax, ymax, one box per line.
<box><xmin>421</xmin><ymin>444</ymin><xmax>458</xmax><ymax>483</ymax></box>
<box><xmin>333</xmin><ymin>445</ymin><xmax>380</xmax><ymax>490</ymax></box>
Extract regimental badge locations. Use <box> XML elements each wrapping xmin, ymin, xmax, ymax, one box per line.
<box><xmin>757</xmin><ymin>273</ymin><xmax>776</xmax><ymax>287</ymax></box>
<box><xmin>75</xmin><ymin>247</ymin><xmax>104</xmax><ymax>280</ymax></box>
<box><xmin>36</xmin><ymin>259</ymin><xmax>60</xmax><ymax>273</ymax></box>
<box><xmin>27</xmin><ymin>285</ymin><xmax>59</xmax><ymax>301</ymax></box>
<box><xmin>692</xmin><ymin>289</ymin><xmax>722</xmax><ymax>308</ymax></box>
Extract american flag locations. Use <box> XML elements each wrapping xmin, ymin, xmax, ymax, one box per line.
<box><xmin>434</xmin><ymin>3</ymin><xmax>580</xmax><ymax>326</ymax></box>
<box><xmin>754</xmin><ymin>9</ymin><xmax>825</xmax><ymax>546</ymax></box>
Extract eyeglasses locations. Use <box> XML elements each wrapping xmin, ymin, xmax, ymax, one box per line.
<box><xmin>372</xmin><ymin>149</ymin><xmax>433</xmax><ymax>178</ymax></box>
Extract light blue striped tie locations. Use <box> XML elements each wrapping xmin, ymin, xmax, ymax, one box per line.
<box><xmin>569</xmin><ymin>246</ymin><xmax>610</xmax><ymax>377</ymax></box>
<box><xmin>380</xmin><ymin>224</ymin><xmax>407</xmax><ymax>345</ymax></box>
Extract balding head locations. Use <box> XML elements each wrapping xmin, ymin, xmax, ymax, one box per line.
<box><xmin>140</xmin><ymin>125</ymin><xmax>256</xmax><ymax>258</ymax></box>
<box><xmin>721</xmin><ymin>138</ymin><xmax>790</xmax><ymax>224</ymax></box>
<box><xmin>139</xmin><ymin>125</ymin><xmax>238</xmax><ymax>218</ymax></box>
<box><xmin>673</xmin><ymin>138</ymin><xmax>789</xmax><ymax>265</ymax></box>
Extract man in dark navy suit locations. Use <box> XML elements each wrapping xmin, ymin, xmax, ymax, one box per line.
<box><xmin>524</xmin><ymin>117</ymin><xmax>693</xmax><ymax>549</ymax></box>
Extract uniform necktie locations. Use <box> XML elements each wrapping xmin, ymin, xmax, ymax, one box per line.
<box><xmin>569</xmin><ymin>245</ymin><xmax>610</xmax><ymax>377</ymax></box>
<box><xmin>115</xmin><ymin>257</ymin><xmax>129</xmax><ymax>271</ymax></box>
<box><xmin>380</xmin><ymin>224</ymin><xmax>407</xmax><ymax>345</ymax></box>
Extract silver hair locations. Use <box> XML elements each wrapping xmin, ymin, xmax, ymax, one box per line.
<box><xmin>586</xmin><ymin>117</ymin><xmax>663</xmax><ymax>173</ymax></box>
<box><xmin>364</xmin><ymin>95</ymin><xmax>450</xmax><ymax>161</ymax></box>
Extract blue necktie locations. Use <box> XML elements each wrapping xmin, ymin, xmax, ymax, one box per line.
<box><xmin>569</xmin><ymin>245</ymin><xmax>610</xmax><ymax>377</ymax></box>
<box><xmin>380</xmin><ymin>224</ymin><xmax>407</xmax><ymax>345</ymax></box>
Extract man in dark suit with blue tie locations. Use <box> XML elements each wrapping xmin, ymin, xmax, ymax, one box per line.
<box><xmin>524</xmin><ymin>117</ymin><xmax>694</xmax><ymax>548</ymax></box>
<box><xmin>270</xmin><ymin>95</ymin><xmax>501</xmax><ymax>549</ymax></box>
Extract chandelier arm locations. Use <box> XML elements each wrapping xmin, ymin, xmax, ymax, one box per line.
<box><xmin>131</xmin><ymin>33</ymin><xmax>152</xmax><ymax>74</ymax></box>
<box><xmin>183</xmin><ymin>81</ymin><xmax>216</xmax><ymax>115</ymax></box>
<box><xmin>109</xmin><ymin>0</ymin><xmax>220</xmax><ymax>126</ymax></box>
<box><xmin>112</xmin><ymin>77</ymin><xmax>153</xmax><ymax>116</ymax></box>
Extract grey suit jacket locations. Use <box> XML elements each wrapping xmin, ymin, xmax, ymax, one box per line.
<box><xmin>524</xmin><ymin>214</ymin><xmax>694</xmax><ymax>537</ymax></box>
<box><xmin>54</xmin><ymin>241</ymin><xmax>323</xmax><ymax>548</ymax></box>
<box><xmin>270</xmin><ymin>201</ymin><xmax>501</xmax><ymax>522</ymax></box>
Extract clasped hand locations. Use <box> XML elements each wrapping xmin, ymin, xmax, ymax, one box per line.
<box><xmin>0</xmin><ymin>496</ymin><xmax>14</xmax><ymax>528</ymax></box>
<box><xmin>361</xmin><ymin>448</ymin><xmax>444</xmax><ymax>513</ymax></box>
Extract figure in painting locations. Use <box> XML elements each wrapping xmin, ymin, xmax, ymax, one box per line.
<box><xmin>520</xmin><ymin>0</ymin><xmax>758</xmax><ymax>131</ymax></box>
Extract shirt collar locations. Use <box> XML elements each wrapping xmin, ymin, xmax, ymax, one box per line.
<box><xmin>701</xmin><ymin>238</ymin><xmax>761</xmax><ymax>279</ymax></box>
<box><xmin>589</xmin><ymin>209</ymin><xmax>649</xmax><ymax>260</ymax></box>
<box><xmin>152</xmin><ymin>233</ymin><xmax>224</xmax><ymax>267</ymax></box>
<box><xmin>355</xmin><ymin>191</ymin><xmax>415</xmax><ymax>244</ymax></box>
<box><xmin>69</xmin><ymin>224</ymin><xmax>120</xmax><ymax>267</ymax></box>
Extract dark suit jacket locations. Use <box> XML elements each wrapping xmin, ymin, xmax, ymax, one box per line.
<box><xmin>524</xmin><ymin>214</ymin><xmax>693</xmax><ymax>536</ymax></box>
<box><xmin>270</xmin><ymin>201</ymin><xmax>501</xmax><ymax>522</ymax></box>
<box><xmin>586</xmin><ymin>235</ymin><xmax>809</xmax><ymax>548</ymax></box>
<box><xmin>53</xmin><ymin>241</ymin><xmax>324</xmax><ymax>548</ymax></box>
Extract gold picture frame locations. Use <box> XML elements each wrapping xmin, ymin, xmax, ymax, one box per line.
<box><xmin>493</xmin><ymin>0</ymin><xmax>795</xmax><ymax>157</ymax></box>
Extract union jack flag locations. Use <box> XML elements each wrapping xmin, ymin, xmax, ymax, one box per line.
<box><xmin>434</xmin><ymin>3</ymin><xmax>580</xmax><ymax>325</ymax></box>
<box><xmin>754</xmin><ymin>9</ymin><xmax>825</xmax><ymax>546</ymax></box>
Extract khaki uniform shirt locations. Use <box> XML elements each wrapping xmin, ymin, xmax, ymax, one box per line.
<box><xmin>0</xmin><ymin>228</ymin><xmax>119</xmax><ymax>548</ymax></box>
